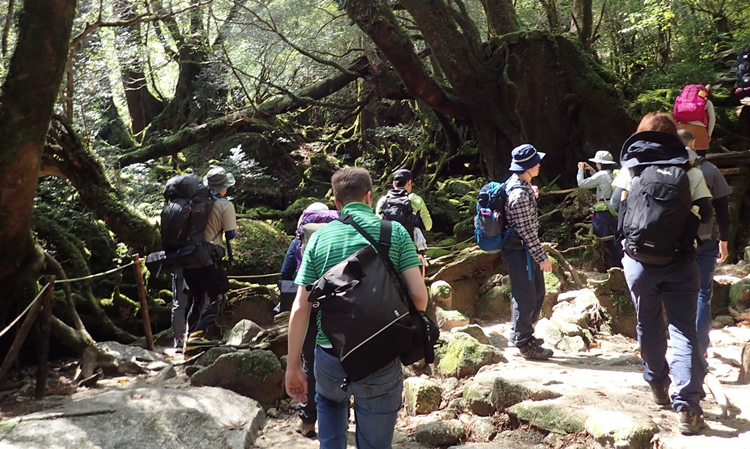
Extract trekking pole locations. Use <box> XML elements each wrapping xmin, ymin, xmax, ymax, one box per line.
<box><xmin>132</xmin><ymin>254</ymin><xmax>155</xmax><ymax>351</ymax></box>
<box><xmin>225</xmin><ymin>233</ymin><xmax>234</xmax><ymax>269</ymax></box>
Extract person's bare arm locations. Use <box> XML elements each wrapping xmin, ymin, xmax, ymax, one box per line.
<box><xmin>402</xmin><ymin>266</ymin><xmax>428</xmax><ymax>311</ymax></box>
<box><xmin>285</xmin><ymin>286</ymin><xmax>311</xmax><ymax>402</ymax></box>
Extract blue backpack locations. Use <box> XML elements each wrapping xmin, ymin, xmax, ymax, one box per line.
<box><xmin>474</xmin><ymin>181</ymin><xmax>525</xmax><ymax>252</ymax></box>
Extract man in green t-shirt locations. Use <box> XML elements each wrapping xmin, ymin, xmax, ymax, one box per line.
<box><xmin>285</xmin><ymin>167</ymin><xmax>428</xmax><ymax>448</ymax></box>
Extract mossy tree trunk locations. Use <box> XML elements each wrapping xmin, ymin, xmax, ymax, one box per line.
<box><xmin>41</xmin><ymin>118</ymin><xmax>160</xmax><ymax>255</ymax></box>
<box><xmin>146</xmin><ymin>0</ymin><xmax>248</xmax><ymax>136</ymax></box>
<box><xmin>341</xmin><ymin>0</ymin><xmax>636</xmax><ymax>182</ymax></box>
<box><xmin>0</xmin><ymin>0</ymin><xmax>76</xmax><ymax>319</ymax></box>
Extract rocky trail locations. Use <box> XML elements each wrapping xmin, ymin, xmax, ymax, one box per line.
<box><xmin>0</xmin><ymin>320</ymin><xmax>748</xmax><ymax>449</ymax></box>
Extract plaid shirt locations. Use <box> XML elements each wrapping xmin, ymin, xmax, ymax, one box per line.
<box><xmin>504</xmin><ymin>174</ymin><xmax>548</xmax><ymax>264</ymax></box>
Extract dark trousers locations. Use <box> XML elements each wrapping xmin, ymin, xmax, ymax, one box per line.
<box><xmin>504</xmin><ymin>241</ymin><xmax>545</xmax><ymax>348</ymax></box>
<box><xmin>592</xmin><ymin>210</ymin><xmax>623</xmax><ymax>268</ymax></box>
<box><xmin>695</xmin><ymin>239</ymin><xmax>719</xmax><ymax>362</ymax></box>
<box><xmin>183</xmin><ymin>262</ymin><xmax>229</xmax><ymax>334</ymax></box>
<box><xmin>298</xmin><ymin>310</ymin><xmax>319</xmax><ymax>424</ymax></box>
<box><xmin>623</xmin><ymin>254</ymin><xmax>705</xmax><ymax>414</ymax></box>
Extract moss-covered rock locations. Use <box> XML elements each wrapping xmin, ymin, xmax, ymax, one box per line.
<box><xmin>429</xmin><ymin>280</ymin><xmax>453</xmax><ymax>309</ymax></box>
<box><xmin>190</xmin><ymin>350</ymin><xmax>283</xmax><ymax>407</ymax></box>
<box><xmin>463</xmin><ymin>370</ymin><xmax>562</xmax><ymax>415</ymax></box>
<box><xmin>452</xmin><ymin>324</ymin><xmax>490</xmax><ymax>344</ymax></box>
<box><xmin>403</xmin><ymin>377</ymin><xmax>444</xmax><ymax>415</ymax></box>
<box><xmin>231</xmin><ymin>219</ymin><xmax>291</xmax><ymax>275</ymax></box>
<box><xmin>434</xmin><ymin>332</ymin><xmax>503</xmax><ymax>378</ymax></box>
<box><xmin>475</xmin><ymin>285</ymin><xmax>511</xmax><ymax>322</ymax></box>
<box><xmin>729</xmin><ymin>276</ymin><xmax>750</xmax><ymax>310</ymax></box>
<box><xmin>584</xmin><ymin>410</ymin><xmax>658</xmax><ymax>449</ymax></box>
<box><xmin>436</xmin><ymin>307</ymin><xmax>470</xmax><ymax>331</ymax></box>
<box><xmin>507</xmin><ymin>399</ymin><xmax>587</xmax><ymax>434</ymax></box>
<box><xmin>414</xmin><ymin>419</ymin><xmax>465</xmax><ymax>447</ymax></box>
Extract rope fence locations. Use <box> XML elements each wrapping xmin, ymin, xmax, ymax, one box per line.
<box><xmin>228</xmin><ymin>272</ymin><xmax>281</xmax><ymax>280</ymax></box>
<box><xmin>0</xmin><ymin>284</ymin><xmax>49</xmax><ymax>340</ymax></box>
<box><xmin>55</xmin><ymin>261</ymin><xmax>135</xmax><ymax>284</ymax></box>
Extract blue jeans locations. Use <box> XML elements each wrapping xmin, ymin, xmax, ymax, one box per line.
<box><xmin>314</xmin><ymin>346</ymin><xmax>402</xmax><ymax>449</ymax></box>
<box><xmin>623</xmin><ymin>254</ymin><xmax>705</xmax><ymax>414</ymax></box>
<box><xmin>504</xmin><ymin>240</ymin><xmax>545</xmax><ymax>348</ymax></box>
<box><xmin>695</xmin><ymin>239</ymin><xmax>719</xmax><ymax>360</ymax></box>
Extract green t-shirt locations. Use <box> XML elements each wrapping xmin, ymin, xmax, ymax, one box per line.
<box><xmin>295</xmin><ymin>202</ymin><xmax>422</xmax><ymax>346</ymax></box>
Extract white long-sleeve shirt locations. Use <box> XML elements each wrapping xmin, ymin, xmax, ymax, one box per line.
<box><xmin>577</xmin><ymin>168</ymin><xmax>614</xmax><ymax>201</ymax></box>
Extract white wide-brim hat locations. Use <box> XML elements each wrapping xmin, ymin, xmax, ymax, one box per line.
<box><xmin>588</xmin><ymin>150</ymin><xmax>616</xmax><ymax>165</ymax></box>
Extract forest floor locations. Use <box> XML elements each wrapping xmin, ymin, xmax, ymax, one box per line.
<box><xmin>1</xmin><ymin>319</ymin><xmax>749</xmax><ymax>449</ymax></box>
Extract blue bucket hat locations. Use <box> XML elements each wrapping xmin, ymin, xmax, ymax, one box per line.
<box><xmin>509</xmin><ymin>144</ymin><xmax>546</xmax><ymax>171</ymax></box>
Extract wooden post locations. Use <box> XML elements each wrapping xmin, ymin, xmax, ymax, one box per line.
<box><xmin>0</xmin><ymin>288</ymin><xmax>46</xmax><ymax>386</ymax></box>
<box><xmin>132</xmin><ymin>254</ymin><xmax>155</xmax><ymax>351</ymax></box>
<box><xmin>35</xmin><ymin>275</ymin><xmax>55</xmax><ymax>400</ymax></box>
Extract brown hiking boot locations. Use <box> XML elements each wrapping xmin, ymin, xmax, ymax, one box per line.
<box><xmin>295</xmin><ymin>419</ymin><xmax>316</xmax><ymax>437</ymax></box>
<box><xmin>649</xmin><ymin>384</ymin><xmax>671</xmax><ymax>406</ymax></box>
<box><xmin>679</xmin><ymin>410</ymin><xmax>706</xmax><ymax>435</ymax></box>
<box><xmin>519</xmin><ymin>339</ymin><xmax>553</xmax><ymax>360</ymax></box>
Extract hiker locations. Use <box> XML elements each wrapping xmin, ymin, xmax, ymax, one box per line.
<box><xmin>183</xmin><ymin>167</ymin><xmax>237</xmax><ymax>356</ymax></box>
<box><xmin>674</xmin><ymin>84</ymin><xmax>715</xmax><ymax>152</ymax></box>
<box><xmin>285</xmin><ymin>167</ymin><xmax>428</xmax><ymax>449</ymax></box>
<box><xmin>678</xmin><ymin>129</ymin><xmax>732</xmax><ymax>365</ymax></box>
<box><xmin>736</xmin><ymin>48</ymin><xmax>750</xmax><ymax>100</ymax></box>
<box><xmin>171</xmin><ymin>272</ymin><xmax>189</xmax><ymax>352</ymax></box>
<box><xmin>576</xmin><ymin>150</ymin><xmax>623</xmax><ymax>267</ymax></box>
<box><xmin>278</xmin><ymin>201</ymin><xmax>337</xmax><ymax>438</ymax></box>
<box><xmin>612</xmin><ymin>112</ymin><xmax>712</xmax><ymax>435</ymax></box>
<box><xmin>504</xmin><ymin>144</ymin><xmax>554</xmax><ymax>360</ymax></box>
<box><xmin>375</xmin><ymin>168</ymin><xmax>433</xmax><ymax>256</ymax></box>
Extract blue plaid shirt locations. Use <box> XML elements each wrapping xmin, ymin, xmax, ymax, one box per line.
<box><xmin>504</xmin><ymin>174</ymin><xmax>548</xmax><ymax>264</ymax></box>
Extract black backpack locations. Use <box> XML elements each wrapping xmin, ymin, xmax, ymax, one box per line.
<box><xmin>308</xmin><ymin>216</ymin><xmax>438</xmax><ymax>384</ymax></box>
<box><xmin>145</xmin><ymin>174</ymin><xmax>220</xmax><ymax>275</ymax></box>
<box><xmin>619</xmin><ymin>164</ymin><xmax>699</xmax><ymax>265</ymax></box>
<box><xmin>380</xmin><ymin>189</ymin><xmax>415</xmax><ymax>237</ymax></box>
<box><xmin>161</xmin><ymin>174</ymin><xmax>215</xmax><ymax>250</ymax></box>
<box><xmin>474</xmin><ymin>181</ymin><xmax>525</xmax><ymax>252</ymax></box>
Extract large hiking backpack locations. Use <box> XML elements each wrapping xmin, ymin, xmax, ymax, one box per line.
<box><xmin>738</xmin><ymin>48</ymin><xmax>750</xmax><ymax>89</ymax></box>
<box><xmin>474</xmin><ymin>181</ymin><xmax>524</xmax><ymax>252</ymax></box>
<box><xmin>146</xmin><ymin>174</ymin><xmax>219</xmax><ymax>274</ymax></box>
<box><xmin>673</xmin><ymin>84</ymin><xmax>709</xmax><ymax>125</ymax></box>
<box><xmin>380</xmin><ymin>189</ymin><xmax>415</xmax><ymax>237</ymax></box>
<box><xmin>619</xmin><ymin>165</ymin><xmax>699</xmax><ymax>265</ymax></box>
<box><xmin>294</xmin><ymin>208</ymin><xmax>340</xmax><ymax>268</ymax></box>
<box><xmin>308</xmin><ymin>216</ymin><xmax>438</xmax><ymax>383</ymax></box>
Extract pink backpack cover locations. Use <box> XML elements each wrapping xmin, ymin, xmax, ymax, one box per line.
<box><xmin>673</xmin><ymin>84</ymin><xmax>708</xmax><ymax>125</ymax></box>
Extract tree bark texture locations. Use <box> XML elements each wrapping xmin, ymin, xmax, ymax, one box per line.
<box><xmin>342</xmin><ymin>1</ymin><xmax>635</xmax><ymax>180</ymax></box>
<box><xmin>0</xmin><ymin>0</ymin><xmax>76</xmax><ymax>309</ymax></box>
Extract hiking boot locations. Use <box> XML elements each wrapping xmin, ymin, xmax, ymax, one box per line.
<box><xmin>649</xmin><ymin>384</ymin><xmax>671</xmax><ymax>406</ymax></box>
<box><xmin>184</xmin><ymin>330</ymin><xmax>218</xmax><ymax>356</ymax></box>
<box><xmin>295</xmin><ymin>419</ymin><xmax>316</xmax><ymax>437</ymax></box>
<box><xmin>174</xmin><ymin>338</ymin><xmax>184</xmax><ymax>354</ymax></box>
<box><xmin>519</xmin><ymin>340</ymin><xmax>553</xmax><ymax>360</ymax></box>
<box><xmin>679</xmin><ymin>410</ymin><xmax>706</xmax><ymax>435</ymax></box>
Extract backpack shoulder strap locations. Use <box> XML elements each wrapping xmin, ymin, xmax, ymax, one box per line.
<box><xmin>338</xmin><ymin>214</ymin><xmax>417</xmax><ymax>311</ymax></box>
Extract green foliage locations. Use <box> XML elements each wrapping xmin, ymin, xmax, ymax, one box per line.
<box><xmin>231</xmin><ymin>220</ymin><xmax>292</xmax><ymax>275</ymax></box>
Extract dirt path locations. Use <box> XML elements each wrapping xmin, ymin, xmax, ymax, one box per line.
<box><xmin>1</xmin><ymin>323</ymin><xmax>749</xmax><ymax>449</ymax></box>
